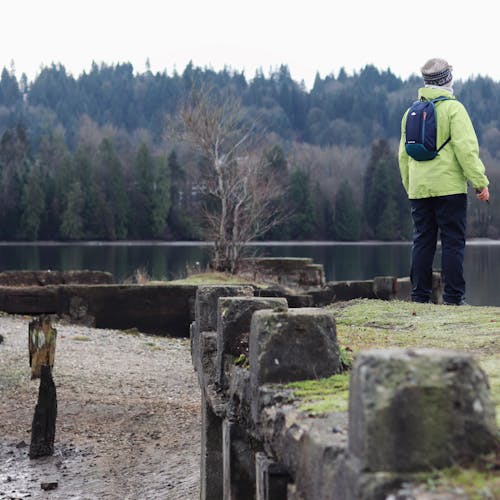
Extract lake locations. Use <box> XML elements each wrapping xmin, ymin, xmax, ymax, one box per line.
<box><xmin>0</xmin><ymin>240</ymin><xmax>499</xmax><ymax>306</ymax></box>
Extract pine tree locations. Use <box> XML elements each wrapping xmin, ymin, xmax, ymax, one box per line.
<box><xmin>20</xmin><ymin>162</ymin><xmax>45</xmax><ymax>240</ymax></box>
<box><xmin>0</xmin><ymin>67</ymin><xmax>21</xmax><ymax>106</ymax></box>
<box><xmin>363</xmin><ymin>139</ymin><xmax>406</xmax><ymax>239</ymax></box>
<box><xmin>132</xmin><ymin>143</ymin><xmax>155</xmax><ymax>238</ymax></box>
<box><xmin>333</xmin><ymin>181</ymin><xmax>361</xmax><ymax>240</ymax></box>
<box><xmin>150</xmin><ymin>155</ymin><xmax>171</xmax><ymax>238</ymax></box>
<box><xmin>96</xmin><ymin>138</ymin><xmax>128</xmax><ymax>239</ymax></box>
<box><xmin>287</xmin><ymin>169</ymin><xmax>315</xmax><ymax>239</ymax></box>
<box><xmin>60</xmin><ymin>180</ymin><xmax>84</xmax><ymax>240</ymax></box>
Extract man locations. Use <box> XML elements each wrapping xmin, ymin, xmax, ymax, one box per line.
<box><xmin>398</xmin><ymin>58</ymin><xmax>490</xmax><ymax>305</ymax></box>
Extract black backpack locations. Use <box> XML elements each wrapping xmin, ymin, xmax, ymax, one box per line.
<box><xmin>405</xmin><ymin>96</ymin><xmax>451</xmax><ymax>161</ymax></box>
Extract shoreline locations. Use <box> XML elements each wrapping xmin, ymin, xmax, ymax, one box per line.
<box><xmin>0</xmin><ymin>237</ymin><xmax>498</xmax><ymax>247</ymax></box>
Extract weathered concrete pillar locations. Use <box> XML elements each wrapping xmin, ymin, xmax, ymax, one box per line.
<box><xmin>217</xmin><ymin>297</ymin><xmax>288</xmax><ymax>388</ymax></box>
<box><xmin>255</xmin><ymin>452</ymin><xmax>289</xmax><ymax>500</ymax></box>
<box><xmin>250</xmin><ymin>308</ymin><xmax>341</xmax><ymax>387</ymax></box>
<box><xmin>250</xmin><ymin>308</ymin><xmax>341</xmax><ymax>424</ymax></box>
<box><xmin>201</xmin><ymin>393</ymin><xmax>224</xmax><ymax>500</ymax></box>
<box><xmin>223</xmin><ymin>419</ymin><xmax>257</xmax><ymax>500</ymax></box>
<box><xmin>348</xmin><ymin>348</ymin><xmax>498</xmax><ymax>472</ymax></box>
<box><xmin>196</xmin><ymin>285</ymin><xmax>255</xmax><ymax>332</ymax></box>
<box><xmin>395</xmin><ymin>277</ymin><xmax>411</xmax><ymax>301</ymax></box>
<box><xmin>193</xmin><ymin>285</ymin><xmax>254</xmax><ymax>376</ymax></box>
<box><xmin>196</xmin><ymin>286</ymin><xmax>254</xmax><ymax>500</ymax></box>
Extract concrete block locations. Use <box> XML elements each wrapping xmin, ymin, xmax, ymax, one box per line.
<box><xmin>349</xmin><ymin>348</ymin><xmax>498</xmax><ymax>472</ymax></box>
<box><xmin>373</xmin><ymin>276</ymin><xmax>397</xmax><ymax>300</ymax></box>
<box><xmin>325</xmin><ymin>281</ymin><xmax>376</xmax><ymax>302</ymax></box>
<box><xmin>250</xmin><ymin>308</ymin><xmax>341</xmax><ymax>387</ymax></box>
<box><xmin>294</xmin><ymin>417</ymin><xmax>348</xmax><ymax>500</ymax></box>
<box><xmin>223</xmin><ymin>420</ymin><xmax>257</xmax><ymax>500</ymax></box>
<box><xmin>217</xmin><ymin>297</ymin><xmax>287</xmax><ymax>387</ymax></box>
<box><xmin>201</xmin><ymin>393</ymin><xmax>224</xmax><ymax>500</ymax></box>
<box><xmin>200</xmin><ymin>331</ymin><xmax>218</xmax><ymax>388</ymax></box>
<box><xmin>196</xmin><ymin>285</ymin><xmax>254</xmax><ymax>332</ymax></box>
<box><xmin>395</xmin><ymin>278</ymin><xmax>411</xmax><ymax>301</ymax></box>
<box><xmin>255</xmin><ymin>452</ymin><xmax>289</xmax><ymax>500</ymax></box>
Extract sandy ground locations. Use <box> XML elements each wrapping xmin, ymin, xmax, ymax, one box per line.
<box><xmin>0</xmin><ymin>314</ymin><xmax>201</xmax><ymax>500</ymax></box>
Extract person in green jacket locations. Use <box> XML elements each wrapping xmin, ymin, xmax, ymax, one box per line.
<box><xmin>398</xmin><ymin>58</ymin><xmax>490</xmax><ymax>305</ymax></box>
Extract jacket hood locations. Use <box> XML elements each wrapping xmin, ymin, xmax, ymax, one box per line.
<box><xmin>418</xmin><ymin>87</ymin><xmax>456</xmax><ymax>101</ymax></box>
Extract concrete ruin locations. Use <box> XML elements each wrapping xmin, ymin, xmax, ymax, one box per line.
<box><xmin>238</xmin><ymin>258</ymin><xmax>325</xmax><ymax>289</ymax></box>
<box><xmin>191</xmin><ymin>285</ymin><xmax>498</xmax><ymax>500</ymax></box>
<box><xmin>0</xmin><ymin>263</ymin><xmax>443</xmax><ymax>336</ymax></box>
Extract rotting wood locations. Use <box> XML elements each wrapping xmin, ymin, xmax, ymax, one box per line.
<box><xmin>29</xmin><ymin>364</ymin><xmax>57</xmax><ymax>459</ymax></box>
<box><xmin>29</xmin><ymin>315</ymin><xmax>56</xmax><ymax>379</ymax></box>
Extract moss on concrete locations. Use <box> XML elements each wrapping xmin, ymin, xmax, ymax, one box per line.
<box><xmin>279</xmin><ymin>299</ymin><xmax>499</xmax><ymax>494</ymax></box>
<box><xmin>408</xmin><ymin>458</ymin><xmax>500</xmax><ymax>499</ymax></box>
<box><xmin>286</xmin><ymin>373</ymin><xmax>350</xmax><ymax>414</ymax></box>
<box><xmin>279</xmin><ymin>300</ymin><xmax>499</xmax><ymax>427</ymax></box>
<box><xmin>330</xmin><ymin>299</ymin><xmax>500</xmax><ymax>425</ymax></box>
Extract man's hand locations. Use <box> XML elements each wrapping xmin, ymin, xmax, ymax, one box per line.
<box><xmin>476</xmin><ymin>186</ymin><xmax>490</xmax><ymax>202</ymax></box>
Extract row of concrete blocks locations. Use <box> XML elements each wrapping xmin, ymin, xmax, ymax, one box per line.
<box><xmin>191</xmin><ymin>285</ymin><xmax>498</xmax><ymax>500</ymax></box>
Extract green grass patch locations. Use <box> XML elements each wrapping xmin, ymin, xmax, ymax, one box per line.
<box><xmin>328</xmin><ymin>299</ymin><xmax>500</xmax><ymax>422</ymax></box>
<box><xmin>166</xmin><ymin>272</ymin><xmax>256</xmax><ymax>286</ymax></box>
<box><xmin>286</xmin><ymin>373</ymin><xmax>350</xmax><ymax>415</ymax></box>
<box><xmin>279</xmin><ymin>300</ymin><xmax>500</xmax><ymax>422</ymax></box>
<box><xmin>409</xmin><ymin>459</ymin><xmax>500</xmax><ymax>499</ymax></box>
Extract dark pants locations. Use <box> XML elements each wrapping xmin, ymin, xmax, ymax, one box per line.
<box><xmin>410</xmin><ymin>194</ymin><xmax>467</xmax><ymax>304</ymax></box>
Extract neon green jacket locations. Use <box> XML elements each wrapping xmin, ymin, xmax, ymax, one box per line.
<box><xmin>398</xmin><ymin>87</ymin><xmax>489</xmax><ymax>199</ymax></box>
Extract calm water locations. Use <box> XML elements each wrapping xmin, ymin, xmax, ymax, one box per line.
<box><xmin>0</xmin><ymin>241</ymin><xmax>499</xmax><ymax>306</ymax></box>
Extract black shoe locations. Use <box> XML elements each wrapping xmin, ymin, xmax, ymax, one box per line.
<box><xmin>443</xmin><ymin>299</ymin><xmax>468</xmax><ymax>306</ymax></box>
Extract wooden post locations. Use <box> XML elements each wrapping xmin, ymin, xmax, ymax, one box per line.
<box><xmin>29</xmin><ymin>364</ymin><xmax>57</xmax><ymax>459</ymax></box>
<box><xmin>29</xmin><ymin>315</ymin><xmax>57</xmax><ymax>379</ymax></box>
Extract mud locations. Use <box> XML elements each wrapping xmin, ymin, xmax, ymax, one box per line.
<box><xmin>0</xmin><ymin>314</ymin><xmax>200</xmax><ymax>499</ymax></box>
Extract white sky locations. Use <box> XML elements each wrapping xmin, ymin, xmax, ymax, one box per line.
<box><xmin>1</xmin><ymin>0</ymin><xmax>498</xmax><ymax>89</ymax></box>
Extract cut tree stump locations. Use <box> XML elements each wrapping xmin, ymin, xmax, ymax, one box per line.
<box><xmin>29</xmin><ymin>364</ymin><xmax>57</xmax><ymax>459</ymax></box>
<box><xmin>29</xmin><ymin>315</ymin><xmax>56</xmax><ymax>379</ymax></box>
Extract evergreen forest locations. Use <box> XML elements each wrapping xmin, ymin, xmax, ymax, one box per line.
<box><xmin>0</xmin><ymin>61</ymin><xmax>498</xmax><ymax>242</ymax></box>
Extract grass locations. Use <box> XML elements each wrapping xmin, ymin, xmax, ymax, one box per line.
<box><xmin>280</xmin><ymin>299</ymin><xmax>500</xmax><ymax>495</ymax></box>
<box><xmin>331</xmin><ymin>299</ymin><xmax>500</xmax><ymax>422</ymax></box>
<box><xmin>286</xmin><ymin>373</ymin><xmax>350</xmax><ymax>414</ymax></box>
<box><xmin>281</xmin><ymin>299</ymin><xmax>500</xmax><ymax>424</ymax></box>
<box><xmin>409</xmin><ymin>460</ymin><xmax>500</xmax><ymax>499</ymax></box>
<box><xmin>166</xmin><ymin>271</ymin><xmax>256</xmax><ymax>286</ymax></box>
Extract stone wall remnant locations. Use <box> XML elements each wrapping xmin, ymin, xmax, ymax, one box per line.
<box><xmin>191</xmin><ymin>285</ymin><xmax>498</xmax><ymax>500</ymax></box>
<box><xmin>348</xmin><ymin>348</ymin><xmax>498</xmax><ymax>472</ymax></box>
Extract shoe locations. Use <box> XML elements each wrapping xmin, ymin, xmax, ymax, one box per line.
<box><xmin>443</xmin><ymin>299</ymin><xmax>468</xmax><ymax>306</ymax></box>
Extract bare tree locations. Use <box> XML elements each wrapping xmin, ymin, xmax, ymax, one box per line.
<box><xmin>177</xmin><ymin>86</ymin><xmax>286</xmax><ymax>273</ymax></box>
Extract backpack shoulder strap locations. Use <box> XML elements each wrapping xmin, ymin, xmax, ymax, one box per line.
<box><xmin>432</xmin><ymin>97</ymin><xmax>452</xmax><ymax>153</ymax></box>
<box><xmin>437</xmin><ymin>136</ymin><xmax>451</xmax><ymax>153</ymax></box>
<box><xmin>431</xmin><ymin>96</ymin><xmax>453</xmax><ymax>104</ymax></box>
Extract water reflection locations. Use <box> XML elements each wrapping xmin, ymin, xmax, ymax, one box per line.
<box><xmin>0</xmin><ymin>242</ymin><xmax>499</xmax><ymax>306</ymax></box>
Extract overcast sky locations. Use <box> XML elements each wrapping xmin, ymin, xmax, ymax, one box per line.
<box><xmin>1</xmin><ymin>0</ymin><xmax>498</xmax><ymax>89</ymax></box>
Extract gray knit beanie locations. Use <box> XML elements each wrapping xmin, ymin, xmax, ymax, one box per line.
<box><xmin>421</xmin><ymin>58</ymin><xmax>453</xmax><ymax>86</ymax></box>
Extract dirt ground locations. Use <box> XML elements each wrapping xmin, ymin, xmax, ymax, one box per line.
<box><xmin>0</xmin><ymin>314</ymin><xmax>201</xmax><ymax>500</ymax></box>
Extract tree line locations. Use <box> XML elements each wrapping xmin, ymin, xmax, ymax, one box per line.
<box><xmin>0</xmin><ymin>62</ymin><xmax>498</xmax><ymax>241</ymax></box>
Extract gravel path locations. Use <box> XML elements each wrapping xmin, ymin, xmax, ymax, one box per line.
<box><xmin>0</xmin><ymin>314</ymin><xmax>201</xmax><ymax>499</ymax></box>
